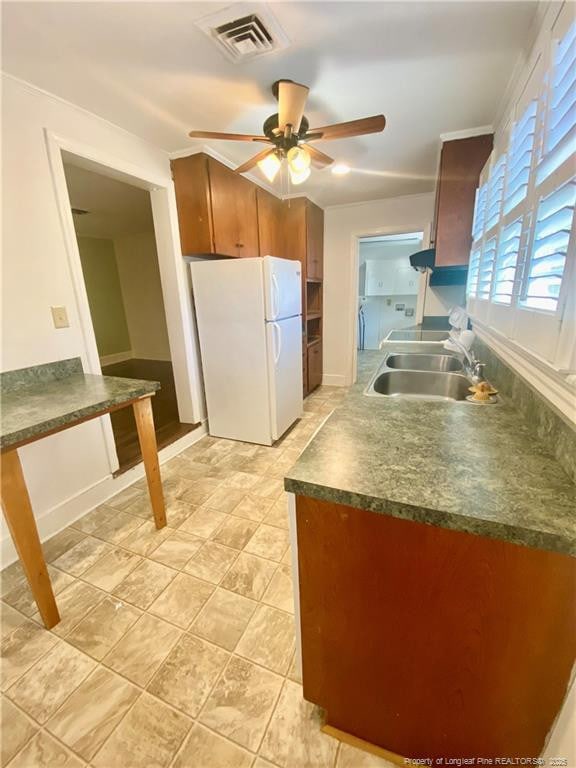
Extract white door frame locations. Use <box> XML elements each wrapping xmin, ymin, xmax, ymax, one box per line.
<box><xmin>349</xmin><ymin>223</ymin><xmax>431</xmax><ymax>384</ymax></box>
<box><xmin>44</xmin><ymin>129</ymin><xmax>204</xmax><ymax>473</ymax></box>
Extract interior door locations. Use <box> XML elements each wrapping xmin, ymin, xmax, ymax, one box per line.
<box><xmin>263</xmin><ymin>256</ymin><xmax>302</xmax><ymax>320</ymax></box>
<box><xmin>266</xmin><ymin>315</ymin><xmax>303</xmax><ymax>440</ymax></box>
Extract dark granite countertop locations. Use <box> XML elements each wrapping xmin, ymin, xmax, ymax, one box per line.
<box><xmin>286</xmin><ymin>349</ymin><xmax>576</xmax><ymax>557</ymax></box>
<box><xmin>1</xmin><ymin>358</ymin><xmax>160</xmax><ymax>450</ymax></box>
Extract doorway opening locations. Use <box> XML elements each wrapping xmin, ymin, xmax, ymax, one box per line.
<box><xmin>63</xmin><ymin>162</ymin><xmax>196</xmax><ymax>472</ymax></box>
<box><xmin>358</xmin><ymin>232</ymin><xmax>424</xmax><ymax>351</ymax></box>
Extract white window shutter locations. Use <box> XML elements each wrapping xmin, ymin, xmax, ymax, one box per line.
<box><xmin>492</xmin><ymin>218</ymin><xmax>524</xmax><ymax>305</ymax></box>
<box><xmin>485</xmin><ymin>155</ymin><xmax>507</xmax><ymax>232</ymax></box>
<box><xmin>537</xmin><ymin>20</ymin><xmax>576</xmax><ymax>184</ymax></box>
<box><xmin>521</xmin><ymin>178</ymin><xmax>576</xmax><ymax>312</ymax></box>
<box><xmin>477</xmin><ymin>237</ymin><xmax>497</xmax><ymax>300</ymax></box>
<box><xmin>503</xmin><ymin>101</ymin><xmax>538</xmax><ymax>216</ymax></box>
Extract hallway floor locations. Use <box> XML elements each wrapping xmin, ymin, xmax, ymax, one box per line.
<box><xmin>102</xmin><ymin>359</ymin><xmax>198</xmax><ymax>473</ymax></box>
<box><xmin>1</xmin><ymin>386</ymin><xmax>393</xmax><ymax>768</ymax></box>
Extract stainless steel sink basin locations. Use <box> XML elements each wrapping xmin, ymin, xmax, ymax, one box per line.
<box><xmin>369</xmin><ymin>370</ymin><xmax>472</xmax><ymax>400</ymax></box>
<box><xmin>386</xmin><ymin>353</ymin><xmax>463</xmax><ymax>373</ymax></box>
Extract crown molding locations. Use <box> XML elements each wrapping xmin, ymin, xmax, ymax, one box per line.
<box><xmin>169</xmin><ymin>143</ymin><xmax>283</xmax><ymax>198</ymax></box>
<box><xmin>439</xmin><ymin>125</ymin><xmax>493</xmax><ymax>142</ymax></box>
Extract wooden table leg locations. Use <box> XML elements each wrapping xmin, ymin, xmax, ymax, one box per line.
<box><xmin>1</xmin><ymin>449</ymin><xmax>60</xmax><ymax>629</ymax></box>
<box><xmin>133</xmin><ymin>396</ymin><xmax>166</xmax><ymax>529</ymax></box>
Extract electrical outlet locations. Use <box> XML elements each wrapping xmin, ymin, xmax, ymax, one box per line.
<box><xmin>51</xmin><ymin>306</ymin><xmax>70</xmax><ymax>329</ymax></box>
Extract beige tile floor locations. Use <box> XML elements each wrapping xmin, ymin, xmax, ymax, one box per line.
<box><xmin>1</xmin><ymin>386</ymin><xmax>394</xmax><ymax>768</ymax></box>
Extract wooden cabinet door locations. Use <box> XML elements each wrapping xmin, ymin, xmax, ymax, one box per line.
<box><xmin>208</xmin><ymin>158</ymin><xmax>259</xmax><ymax>258</ymax></box>
<box><xmin>257</xmin><ymin>188</ymin><xmax>284</xmax><ymax>257</ymax></box>
<box><xmin>302</xmin><ymin>343</ymin><xmax>308</xmax><ymax>398</ymax></box>
<box><xmin>171</xmin><ymin>154</ymin><xmax>213</xmax><ymax>255</ymax></box>
<box><xmin>283</xmin><ymin>198</ymin><xmax>307</xmax><ymax>267</ymax></box>
<box><xmin>307</xmin><ymin>341</ymin><xmax>322</xmax><ymax>392</ymax></box>
<box><xmin>306</xmin><ymin>201</ymin><xmax>324</xmax><ymax>279</ymax></box>
<box><xmin>434</xmin><ymin>135</ymin><xmax>493</xmax><ymax>267</ymax></box>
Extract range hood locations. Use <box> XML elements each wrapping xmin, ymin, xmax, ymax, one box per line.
<box><xmin>409</xmin><ymin>247</ymin><xmax>468</xmax><ymax>286</ymax></box>
<box><xmin>409</xmin><ymin>248</ymin><xmax>435</xmax><ymax>272</ymax></box>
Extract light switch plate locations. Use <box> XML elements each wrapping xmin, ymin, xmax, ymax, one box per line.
<box><xmin>51</xmin><ymin>306</ymin><xmax>70</xmax><ymax>329</ymax></box>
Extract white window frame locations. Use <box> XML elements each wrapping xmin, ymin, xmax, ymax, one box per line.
<box><xmin>466</xmin><ymin>2</ymin><xmax>576</xmax><ymax>421</ymax></box>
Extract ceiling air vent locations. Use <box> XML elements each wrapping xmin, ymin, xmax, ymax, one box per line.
<box><xmin>196</xmin><ymin>4</ymin><xmax>289</xmax><ymax>62</ymax></box>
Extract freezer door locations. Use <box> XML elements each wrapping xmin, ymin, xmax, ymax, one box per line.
<box><xmin>266</xmin><ymin>315</ymin><xmax>303</xmax><ymax>440</ymax></box>
<box><xmin>263</xmin><ymin>256</ymin><xmax>302</xmax><ymax>321</ymax></box>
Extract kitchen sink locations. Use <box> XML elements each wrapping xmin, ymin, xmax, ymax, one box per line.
<box><xmin>385</xmin><ymin>353</ymin><xmax>463</xmax><ymax>373</ymax></box>
<box><xmin>369</xmin><ymin>370</ymin><xmax>471</xmax><ymax>400</ymax></box>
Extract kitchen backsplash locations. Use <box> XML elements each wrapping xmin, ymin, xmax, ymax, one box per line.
<box><xmin>475</xmin><ymin>337</ymin><xmax>576</xmax><ymax>483</ymax></box>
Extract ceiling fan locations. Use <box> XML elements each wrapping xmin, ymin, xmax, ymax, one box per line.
<box><xmin>189</xmin><ymin>79</ymin><xmax>386</xmax><ymax>185</ymax></box>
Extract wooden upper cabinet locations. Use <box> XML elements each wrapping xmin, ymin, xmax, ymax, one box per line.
<box><xmin>433</xmin><ymin>134</ymin><xmax>493</xmax><ymax>267</ymax></box>
<box><xmin>257</xmin><ymin>187</ymin><xmax>285</xmax><ymax>258</ymax></box>
<box><xmin>208</xmin><ymin>158</ymin><xmax>259</xmax><ymax>258</ymax></box>
<box><xmin>171</xmin><ymin>153</ymin><xmax>214</xmax><ymax>255</ymax></box>
<box><xmin>306</xmin><ymin>201</ymin><xmax>324</xmax><ymax>280</ymax></box>
<box><xmin>283</xmin><ymin>197</ymin><xmax>324</xmax><ymax>278</ymax></box>
<box><xmin>283</xmin><ymin>198</ymin><xmax>307</xmax><ymax>267</ymax></box>
<box><xmin>170</xmin><ymin>153</ymin><xmax>258</xmax><ymax>258</ymax></box>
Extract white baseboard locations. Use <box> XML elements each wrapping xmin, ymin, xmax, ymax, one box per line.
<box><xmin>131</xmin><ymin>352</ymin><xmax>173</xmax><ymax>362</ymax></box>
<box><xmin>1</xmin><ymin>422</ymin><xmax>208</xmax><ymax>566</ymax></box>
<box><xmin>99</xmin><ymin>350</ymin><xmax>134</xmax><ymax>366</ymax></box>
<box><xmin>321</xmin><ymin>373</ymin><xmax>349</xmax><ymax>387</ymax></box>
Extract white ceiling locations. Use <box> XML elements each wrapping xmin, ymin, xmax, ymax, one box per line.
<box><xmin>3</xmin><ymin>1</ymin><xmax>538</xmax><ymax>206</ymax></box>
<box><xmin>64</xmin><ymin>162</ymin><xmax>154</xmax><ymax>239</ymax></box>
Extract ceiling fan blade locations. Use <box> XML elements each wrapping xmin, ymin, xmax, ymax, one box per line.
<box><xmin>189</xmin><ymin>130</ymin><xmax>270</xmax><ymax>143</ymax></box>
<box><xmin>278</xmin><ymin>81</ymin><xmax>309</xmax><ymax>134</ymax></box>
<box><xmin>307</xmin><ymin>115</ymin><xmax>386</xmax><ymax>140</ymax></box>
<box><xmin>305</xmin><ymin>145</ymin><xmax>334</xmax><ymax>168</ymax></box>
<box><xmin>235</xmin><ymin>147</ymin><xmax>276</xmax><ymax>175</ymax></box>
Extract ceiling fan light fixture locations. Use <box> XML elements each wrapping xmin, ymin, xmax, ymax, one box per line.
<box><xmin>288</xmin><ymin>165</ymin><xmax>311</xmax><ymax>185</ymax></box>
<box><xmin>332</xmin><ymin>163</ymin><xmax>351</xmax><ymax>176</ymax></box>
<box><xmin>287</xmin><ymin>146</ymin><xmax>311</xmax><ymax>173</ymax></box>
<box><xmin>258</xmin><ymin>152</ymin><xmax>282</xmax><ymax>182</ymax></box>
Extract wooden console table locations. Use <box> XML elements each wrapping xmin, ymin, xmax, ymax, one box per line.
<box><xmin>0</xmin><ymin>358</ymin><xmax>166</xmax><ymax>629</ymax></box>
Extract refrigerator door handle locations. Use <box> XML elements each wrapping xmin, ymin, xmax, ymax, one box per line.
<box><xmin>271</xmin><ymin>273</ymin><xmax>280</xmax><ymax>320</ymax></box>
<box><xmin>273</xmin><ymin>322</ymin><xmax>282</xmax><ymax>365</ymax></box>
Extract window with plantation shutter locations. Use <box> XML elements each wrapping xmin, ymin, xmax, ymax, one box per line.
<box><xmin>477</xmin><ymin>237</ymin><xmax>497</xmax><ymax>300</ymax></box>
<box><xmin>521</xmin><ymin>178</ymin><xmax>575</xmax><ymax>311</ymax></box>
<box><xmin>504</xmin><ymin>101</ymin><xmax>538</xmax><ymax>215</ymax></box>
<box><xmin>466</xmin><ymin>245</ymin><xmax>481</xmax><ymax>298</ymax></box>
<box><xmin>492</xmin><ymin>218</ymin><xmax>523</xmax><ymax>304</ymax></box>
<box><xmin>471</xmin><ymin>182</ymin><xmax>488</xmax><ymax>241</ymax></box>
<box><xmin>485</xmin><ymin>155</ymin><xmax>506</xmax><ymax>231</ymax></box>
<box><xmin>537</xmin><ymin>20</ymin><xmax>576</xmax><ymax>184</ymax></box>
<box><xmin>467</xmin><ymin>5</ymin><xmax>576</xmax><ymax>373</ymax></box>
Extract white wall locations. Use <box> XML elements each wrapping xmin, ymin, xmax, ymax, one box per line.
<box><xmin>114</xmin><ymin>231</ymin><xmax>172</xmax><ymax>361</ymax></box>
<box><xmin>323</xmin><ymin>193</ymin><xmax>435</xmax><ymax>385</ymax></box>
<box><xmin>424</xmin><ymin>282</ymin><xmax>466</xmax><ymax>317</ymax></box>
<box><xmin>359</xmin><ymin>240</ymin><xmax>421</xmax><ymax>349</ymax></box>
<box><xmin>1</xmin><ymin>74</ymin><xmax>203</xmax><ymax>561</ymax></box>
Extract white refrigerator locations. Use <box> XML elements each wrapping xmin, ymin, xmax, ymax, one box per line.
<box><xmin>191</xmin><ymin>256</ymin><xmax>303</xmax><ymax>445</ymax></box>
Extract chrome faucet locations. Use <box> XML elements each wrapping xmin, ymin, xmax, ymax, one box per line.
<box><xmin>446</xmin><ymin>335</ymin><xmax>486</xmax><ymax>382</ymax></box>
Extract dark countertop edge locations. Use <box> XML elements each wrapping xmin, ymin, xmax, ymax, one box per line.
<box><xmin>0</xmin><ymin>381</ymin><xmax>160</xmax><ymax>451</ymax></box>
<box><xmin>284</xmin><ymin>477</ymin><xmax>575</xmax><ymax>558</ymax></box>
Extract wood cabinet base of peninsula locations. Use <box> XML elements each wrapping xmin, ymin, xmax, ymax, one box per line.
<box><xmin>295</xmin><ymin>495</ymin><xmax>576</xmax><ymax>759</ymax></box>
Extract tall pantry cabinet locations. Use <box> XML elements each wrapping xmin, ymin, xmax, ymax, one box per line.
<box><xmin>170</xmin><ymin>153</ymin><xmax>325</xmax><ymax>396</ymax></box>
